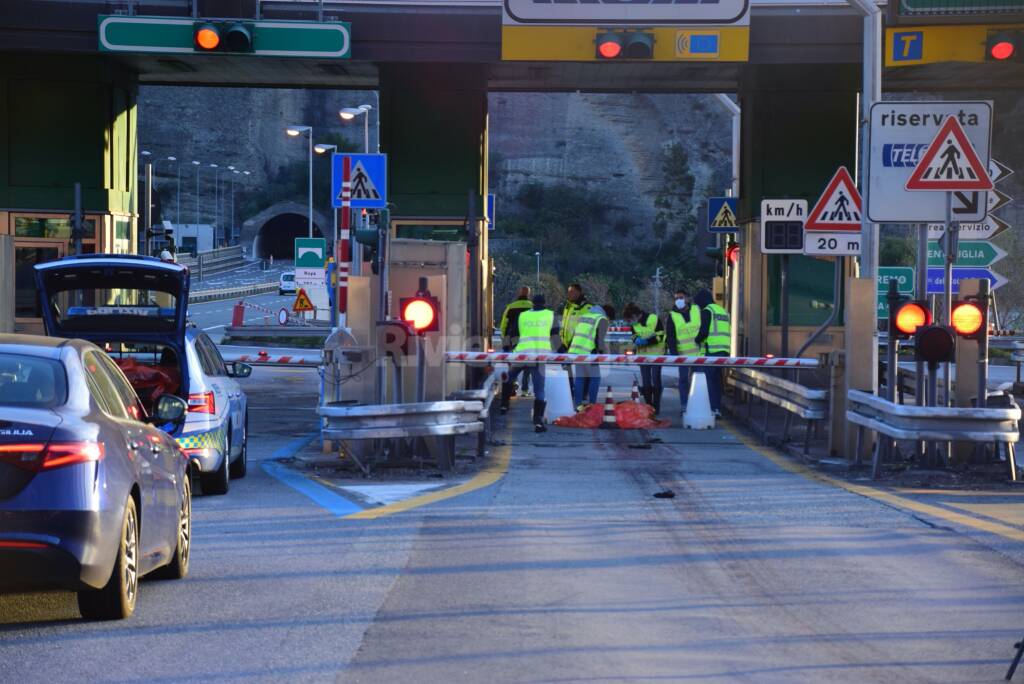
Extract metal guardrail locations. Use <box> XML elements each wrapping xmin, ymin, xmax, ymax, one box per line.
<box><xmin>846</xmin><ymin>389</ymin><xmax>1021</xmax><ymax>480</ymax></box>
<box><xmin>319</xmin><ymin>400</ymin><xmax>485</xmax><ymax>471</ymax></box>
<box><xmin>727</xmin><ymin>368</ymin><xmax>827</xmax><ymax>454</ymax></box>
<box><xmin>189</xmin><ymin>281</ymin><xmax>277</xmax><ymax>303</ymax></box>
<box><xmin>448</xmin><ymin>368</ymin><xmax>501</xmax><ymax>458</ymax></box>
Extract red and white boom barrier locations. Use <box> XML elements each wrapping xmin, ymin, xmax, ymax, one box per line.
<box><xmin>445</xmin><ymin>351</ymin><xmax>819</xmax><ymax>368</ymax></box>
<box><xmin>221</xmin><ymin>350</ymin><xmax>321</xmax><ymax>366</ymax></box>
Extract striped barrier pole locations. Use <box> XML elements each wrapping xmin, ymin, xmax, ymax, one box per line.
<box><xmin>444</xmin><ymin>351</ymin><xmax>819</xmax><ymax>368</ymax></box>
<box><xmin>221</xmin><ymin>350</ymin><xmax>321</xmax><ymax>366</ymax></box>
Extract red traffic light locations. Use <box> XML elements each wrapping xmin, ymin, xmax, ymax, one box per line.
<box><xmin>194</xmin><ymin>24</ymin><xmax>221</xmax><ymax>51</ymax></box>
<box><xmin>987</xmin><ymin>31</ymin><xmax>1019</xmax><ymax>61</ymax></box>
<box><xmin>951</xmin><ymin>301</ymin><xmax>985</xmax><ymax>337</ymax></box>
<box><xmin>725</xmin><ymin>243</ymin><xmax>740</xmax><ymax>266</ymax></box>
<box><xmin>893</xmin><ymin>301</ymin><xmax>931</xmax><ymax>337</ymax></box>
<box><xmin>596</xmin><ymin>33</ymin><xmax>622</xmax><ymax>59</ymax></box>
<box><xmin>400</xmin><ymin>296</ymin><xmax>439</xmax><ymax>334</ymax></box>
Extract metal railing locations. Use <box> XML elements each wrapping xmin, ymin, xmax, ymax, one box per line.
<box><xmin>448</xmin><ymin>367</ymin><xmax>501</xmax><ymax>458</ymax></box>
<box><xmin>727</xmin><ymin>368</ymin><xmax>828</xmax><ymax>454</ymax></box>
<box><xmin>319</xmin><ymin>400</ymin><xmax>485</xmax><ymax>471</ymax></box>
<box><xmin>846</xmin><ymin>389</ymin><xmax>1021</xmax><ymax>480</ymax></box>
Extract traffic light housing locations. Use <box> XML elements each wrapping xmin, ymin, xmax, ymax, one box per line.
<box><xmin>986</xmin><ymin>30</ymin><xmax>1021</xmax><ymax>62</ymax></box>
<box><xmin>595</xmin><ymin>31</ymin><xmax>654</xmax><ymax>59</ymax></box>
<box><xmin>951</xmin><ymin>299</ymin><xmax>987</xmax><ymax>340</ymax></box>
<box><xmin>354</xmin><ymin>226</ymin><xmax>380</xmax><ymax>275</ymax></box>
<box><xmin>194</xmin><ymin>22</ymin><xmax>253</xmax><ymax>53</ymax></box>
<box><xmin>915</xmin><ymin>325</ymin><xmax>956</xmax><ymax>365</ymax></box>
<box><xmin>399</xmin><ymin>279</ymin><xmax>440</xmax><ymax>335</ymax></box>
<box><xmin>891</xmin><ymin>300</ymin><xmax>932</xmax><ymax>340</ymax></box>
<box><xmin>725</xmin><ymin>241</ymin><xmax>740</xmax><ymax>267</ymax></box>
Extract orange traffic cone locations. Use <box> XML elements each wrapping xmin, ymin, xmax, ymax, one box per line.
<box><xmin>631</xmin><ymin>379</ymin><xmax>642</xmax><ymax>403</ymax></box>
<box><xmin>599</xmin><ymin>385</ymin><xmax>618</xmax><ymax>430</ymax></box>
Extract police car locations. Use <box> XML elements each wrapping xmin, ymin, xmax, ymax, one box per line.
<box><xmin>34</xmin><ymin>255</ymin><xmax>251</xmax><ymax>495</ymax></box>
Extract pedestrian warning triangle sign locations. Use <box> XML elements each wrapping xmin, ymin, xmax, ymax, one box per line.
<box><xmin>292</xmin><ymin>288</ymin><xmax>314</xmax><ymax>313</ymax></box>
<box><xmin>906</xmin><ymin>116</ymin><xmax>993</xmax><ymax>192</ymax></box>
<box><xmin>805</xmin><ymin>166</ymin><xmax>862</xmax><ymax>232</ymax></box>
<box><xmin>711</xmin><ymin>202</ymin><xmax>738</xmax><ymax>229</ymax></box>
<box><xmin>347</xmin><ymin>161</ymin><xmax>381</xmax><ymax>202</ymax></box>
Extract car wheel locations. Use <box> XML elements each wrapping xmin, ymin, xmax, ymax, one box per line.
<box><xmin>230</xmin><ymin>412</ymin><xmax>248</xmax><ymax>479</ymax></box>
<box><xmin>77</xmin><ymin>496</ymin><xmax>139</xmax><ymax>620</ymax></box>
<box><xmin>152</xmin><ymin>476</ymin><xmax>191</xmax><ymax>580</ymax></box>
<box><xmin>200</xmin><ymin>441</ymin><xmax>230</xmax><ymax>496</ymax></box>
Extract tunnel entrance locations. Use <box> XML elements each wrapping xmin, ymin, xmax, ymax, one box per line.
<box><xmin>254</xmin><ymin>213</ymin><xmax>323</xmax><ymax>260</ymax></box>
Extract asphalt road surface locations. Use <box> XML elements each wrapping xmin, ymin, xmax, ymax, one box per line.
<box><xmin>187</xmin><ymin>293</ymin><xmax>298</xmax><ymax>342</ymax></box>
<box><xmin>3</xmin><ymin>369</ymin><xmax>1024</xmax><ymax>683</ymax></box>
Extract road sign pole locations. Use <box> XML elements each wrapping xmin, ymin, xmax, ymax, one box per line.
<box><xmin>978</xmin><ymin>278</ymin><xmax>990</xmax><ymax>413</ymax></box>
<box><xmin>943</xmin><ymin>192</ymin><xmax>954</xmax><ymax>407</ymax></box>
<box><xmin>780</xmin><ymin>254</ymin><xmax>789</xmax><ymax>358</ymax></box>
<box><xmin>915</xmin><ymin>224</ymin><xmax>927</xmax><ymax>409</ymax></box>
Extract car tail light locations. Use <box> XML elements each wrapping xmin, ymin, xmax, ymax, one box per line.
<box><xmin>0</xmin><ymin>442</ymin><xmax>104</xmax><ymax>472</ymax></box>
<box><xmin>0</xmin><ymin>540</ymin><xmax>48</xmax><ymax>549</ymax></box>
<box><xmin>188</xmin><ymin>391</ymin><xmax>215</xmax><ymax>414</ymax></box>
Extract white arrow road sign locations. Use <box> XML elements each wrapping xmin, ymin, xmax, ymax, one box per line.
<box><xmin>990</xmin><ymin>158</ymin><xmax>1013</xmax><ymax>185</ymax></box>
<box><xmin>927</xmin><ymin>215</ymin><xmax>1010</xmax><ymax>240</ymax></box>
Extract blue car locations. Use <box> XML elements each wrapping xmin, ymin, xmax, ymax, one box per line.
<box><xmin>34</xmin><ymin>255</ymin><xmax>251</xmax><ymax>495</ymax></box>
<box><xmin>0</xmin><ymin>334</ymin><xmax>191</xmax><ymax>620</ymax></box>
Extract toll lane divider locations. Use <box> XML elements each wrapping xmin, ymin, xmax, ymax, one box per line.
<box><xmin>446</xmin><ymin>352</ymin><xmax>819</xmax><ymax>368</ymax></box>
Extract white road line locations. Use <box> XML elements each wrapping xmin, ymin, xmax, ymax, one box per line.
<box><xmin>203</xmin><ymin>324</ymin><xmax>226</xmax><ymax>331</ymax></box>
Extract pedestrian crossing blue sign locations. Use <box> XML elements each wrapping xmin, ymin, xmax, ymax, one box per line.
<box><xmin>332</xmin><ymin>153</ymin><xmax>387</xmax><ymax>209</ymax></box>
<box><xmin>707</xmin><ymin>197</ymin><xmax>738</xmax><ymax>233</ymax></box>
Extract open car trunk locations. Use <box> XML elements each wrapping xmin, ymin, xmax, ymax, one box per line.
<box><xmin>34</xmin><ymin>255</ymin><xmax>191</xmax><ymax>419</ymax></box>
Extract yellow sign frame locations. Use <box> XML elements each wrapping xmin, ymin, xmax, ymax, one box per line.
<box><xmin>502</xmin><ymin>25</ymin><xmax>749</xmax><ymax>62</ymax></box>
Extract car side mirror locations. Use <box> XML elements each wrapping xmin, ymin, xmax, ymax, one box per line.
<box><xmin>152</xmin><ymin>395</ymin><xmax>187</xmax><ymax>424</ymax></box>
<box><xmin>229</xmin><ymin>362</ymin><xmax>253</xmax><ymax>378</ymax></box>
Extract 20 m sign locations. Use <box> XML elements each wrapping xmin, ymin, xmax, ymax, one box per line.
<box><xmin>804</xmin><ymin>232</ymin><xmax>861</xmax><ymax>256</ymax></box>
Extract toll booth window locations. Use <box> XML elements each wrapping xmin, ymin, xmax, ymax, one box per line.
<box><xmin>14</xmin><ymin>246</ymin><xmax>61</xmax><ymax>318</ymax></box>
<box><xmin>114</xmin><ymin>219</ymin><xmax>132</xmax><ymax>254</ymax></box>
<box><xmin>767</xmin><ymin>255</ymin><xmax>845</xmax><ymax>326</ymax></box>
<box><xmin>14</xmin><ymin>217</ymin><xmax>96</xmax><ymax>240</ymax></box>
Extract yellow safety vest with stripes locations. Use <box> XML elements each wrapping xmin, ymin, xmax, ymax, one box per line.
<box><xmin>632</xmin><ymin>312</ymin><xmax>666</xmax><ymax>355</ymax></box>
<box><xmin>515</xmin><ymin>309</ymin><xmax>555</xmax><ymax>352</ymax></box>
<box><xmin>704</xmin><ymin>303</ymin><xmax>731</xmax><ymax>354</ymax></box>
<box><xmin>568</xmin><ymin>312</ymin><xmax>607</xmax><ymax>355</ymax></box>
<box><xmin>669</xmin><ymin>305</ymin><xmax>702</xmax><ymax>356</ymax></box>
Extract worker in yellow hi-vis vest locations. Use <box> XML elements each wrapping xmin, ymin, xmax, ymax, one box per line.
<box><xmin>665</xmin><ymin>287</ymin><xmax>701</xmax><ymax>417</ymax></box>
<box><xmin>623</xmin><ymin>302</ymin><xmax>666</xmax><ymax>415</ymax></box>
<box><xmin>694</xmin><ymin>288</ymin><xmax>730</xmax><ymax>417</ymax></box>
<box><xmin>500</xmin><ymin>294</ymin><xmax>560</xmax><ymax>433</ymax></box>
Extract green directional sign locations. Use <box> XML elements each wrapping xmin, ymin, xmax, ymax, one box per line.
<box><xmin>98</xmin><ymin>16</ymin><xmax>351</xmax><ymax>58</ymax></box>
<box><xmin>877</xmin><ymin>266</ymin><xmax>915</xmax><ymax>319</ymax></box>
<box><xmin>926</xmin><ymin>240</ymin><xmax>1006</xmax><ymax>268</ymax></box>
<box><xmin>295</xmin><ymin>238</ymin><xmax>327</xmax><ymax>268</ymax></box>
<box><xmin>900</xmin><ymin>0</ymin><xmax>1024</xmax><ymax>14</ymax></box>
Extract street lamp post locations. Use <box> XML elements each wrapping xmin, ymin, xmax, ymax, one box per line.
<box><xmin>287</xmin><ymin>125</ymin><xmax>314</xmax><ymax>238</ymax></box>
<box><xmin>535</xmin><ymin>251</ymin><xmax>541</xmax><ymax>286</ymax></box>
<box><xmin>191</xmin><ymin>160</ymin><xmax>202</xmax><ymax>235</ymax></box>
<box><xmin>339</xmin><ymin>105</ymin><xmax>373</xmax><ymax>153</ymax></box>
<box><xmin>210</xmin><ymin>164</ymin><xmax>222</xmax><ymax>245</ymax></box>
<box><xmin>316</xmin><ymin>143</ymin><xmax>342</xmax><ymax>328</ymax></box>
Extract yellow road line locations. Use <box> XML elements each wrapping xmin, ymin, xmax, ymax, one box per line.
<box><xmin>721</xmin><ymin>421</ymin><xmax>1024</xmax><ymax>543</ymax></box>
<box><xmin>344</xmin><ymin>443</ymin><xmax>512</xmax><ymax>520</ymax></box>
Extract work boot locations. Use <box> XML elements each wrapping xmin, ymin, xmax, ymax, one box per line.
<box><xmin>652</xmin><ymin>389</ymin><xmax>663</xmax><ymax>416</ymax></box>
<box><xmin>533</xmin><ymin>400</ymin><xmax>548</xmax><ymax>433</ymax></box>
<box><xmin>641</xmin><ymin>387</ymin><xmax>653</xmax><ymax>406</ymax></box>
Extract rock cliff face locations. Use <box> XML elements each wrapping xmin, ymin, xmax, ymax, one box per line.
<box><xmin>139</xmin><ymin>85</ymin><xmax>375</xmax><ymax>226</ymax></box>
<box><xmin>139</xmin><ymin>86</ymin><xmax>730</xmax><ymax>242</ymax></box>
<box><xmin>488</xmin><ymin>92</ymin><xmax>733</xmax><ymax>235</ymax></box>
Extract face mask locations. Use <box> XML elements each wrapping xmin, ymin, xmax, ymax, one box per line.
<box><xmin>675</xmin><ymin>298</ymin><xmax>686</xmax><ymax>309</ymax></box>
